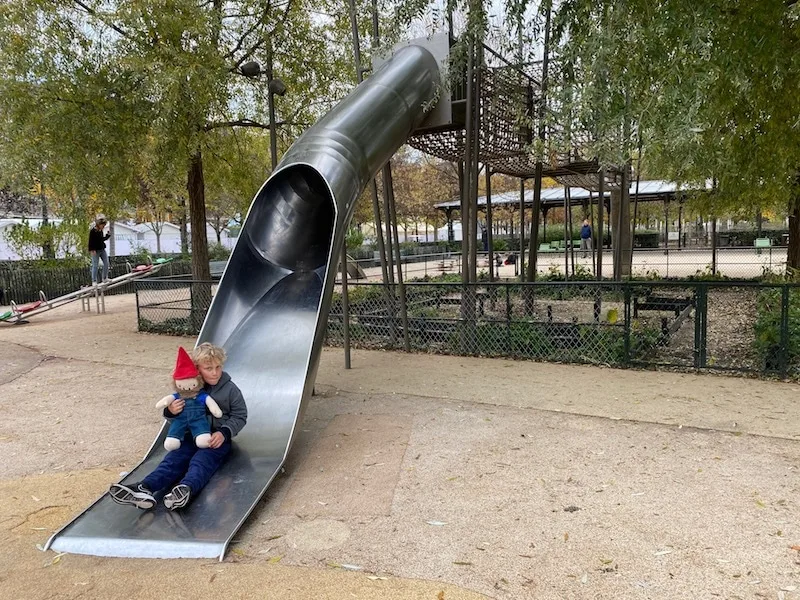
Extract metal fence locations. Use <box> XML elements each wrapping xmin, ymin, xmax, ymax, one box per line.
<box><xmin>342</xmin><ymin>246</ymin><xmax>790</xmax><ymax>282</ymax></box>
<box><xmin>135</xmin><ymin>278</ymin><xmax>800</xmax><ymax>379</ymax></box>
<box><xmin>0</xmin><ymin>258</ymin><xmax>192</xmax><ymax>304</ymax></box>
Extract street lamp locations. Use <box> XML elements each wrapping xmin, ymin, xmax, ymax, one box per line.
<box><xmin>240</xmin><ymin>55</ymin><xmax>287</xmax><ymax>170</ymax></box>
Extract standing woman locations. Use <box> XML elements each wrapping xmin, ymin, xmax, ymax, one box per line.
<box><xmin>88</xmin><ymin>215</ymin><xmax>111</xmax><ymax>284</ymax></box>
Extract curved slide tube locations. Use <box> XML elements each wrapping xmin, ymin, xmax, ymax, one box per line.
<box><xmin>45</xmin><ymin>43</ymin><xmax>441</xmax><ymax>559</ymax></box>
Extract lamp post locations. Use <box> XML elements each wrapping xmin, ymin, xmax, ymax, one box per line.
<box><xmin>241</xmin><ymin>49</ymin><xmax>287</xmax><ymax>170</ymax></box>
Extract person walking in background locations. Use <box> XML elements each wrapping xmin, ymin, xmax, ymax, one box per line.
<box><xmin>580</xmin><ymin>218</ymin><xmax>593</xmax><ymax>259</ymax></box>
<box><xmin>88</xmin><ymin>215</ymin><xmax>111</xmax><ymax>284</ymax></box>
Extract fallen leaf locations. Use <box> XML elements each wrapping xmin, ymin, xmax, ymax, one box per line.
<box><xmin>266</xmin><ymin>535</ymin><xmax>283</xmax><ymax>541</ymax></box>
<box><xmin>437</xmin><ymin>592</ymin><xmax>445</xmax><ymax>600</ymax></box>
<box><xmin>32</xmin><ymin>496</ymin><xmax>40</xmax><ymax>502</ymax></box>
<box><xmin>426</xmin><ymin>520</ymin><xmax>447</xmax><ymax>526</ymax></box>
<box><xmin>453</xmin><ymin>561</ymin><xmax>473</xmax><ymax>566</ymax></box>
<box><xmin>653</xmin><ymin>549</ymin><xmax>673</xmax><ymax>556</ymax></box>
<box><xmin>600</xmin><ymin>558</ymin><xmax>613</xmax><ymax>565</ymax></box>
<box><xmin>790</xmin><ymin>545</ymin><xmax>800</xmax><ymax>551</ymax></box>
<box><xmin>341</xmin><ymin>564</ymin><xmax>362</xmax><ymax>571</ymax></box>
<box><xmin>268</xmin><ymin>555</ymin><xmax>283</xmax><ymax>564</ymax></box>
<box><xmin>564</xmin><ymin>532</ymin><xmax>569</xmax><ymax>542</ymax></box>
<box><xmin>231</xmin><ymin>548</ymin><xmax>245</xmax><ymax>556</ymax></box>
<box><xmin>46</xmin><ymin>552</ymin><xmax>66</xmax><ymax>567</ymax></box>
<box><xmin>366</xmin><ymin>575</ymin><xmax>388</xmax><ymax>581</ymax></box>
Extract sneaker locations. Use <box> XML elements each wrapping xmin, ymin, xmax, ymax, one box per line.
<box><xmin>109</xmin><ymin>482</ymin><xmax>156</xmax><ymax>510</ymax></box>
<box><xmin>163</xmin><ymin>484</ymin><xmax>191</xmax><ymax>510</ymax></box>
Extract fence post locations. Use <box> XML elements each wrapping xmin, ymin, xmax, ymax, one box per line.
<box><xmin>623</xmin><ymin>285</ymin><xmax>631</xmax><ymax>364</ymax></box>
<box><xmin>693</xmin><ymin>284</ymin><xmax>708</xmax><ymax>368</ymax></box>
<box><xmin>779</xmin><ymin>285</ymin><xmax>789</xmax><ymax>378</ymax></box>
<box><xmin>505</xmin><ymin>283</ymin><xmax>511</xmax><ymax>353</ymax></box>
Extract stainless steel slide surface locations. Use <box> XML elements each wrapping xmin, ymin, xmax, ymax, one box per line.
<box><xmin>46</xmin><ymin>42</ymin><xmax>440</xmax><ymax>560</ymax></box>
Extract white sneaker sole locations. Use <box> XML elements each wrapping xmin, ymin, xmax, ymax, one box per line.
<box><xmin>109</xmin><ymin>484</ymin><xmax>155</xmax><ymax>510</ymax></box>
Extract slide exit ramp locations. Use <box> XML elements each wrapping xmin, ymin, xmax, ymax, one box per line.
<box><xmin>45</xmin><ymin>39</ymin><xmax>443</xmax><ymax>560</ymax></box>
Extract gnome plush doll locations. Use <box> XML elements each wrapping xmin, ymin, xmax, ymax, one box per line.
<box><xmin>156</xmin><ymin>347</ymin><xmax>223</xmax><ymax>451</ymax></box>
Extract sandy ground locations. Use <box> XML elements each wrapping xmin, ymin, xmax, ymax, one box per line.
<box><xmin>1</xmin><ymin>293</ymin><xmax>799</xmax><ymax>599</ymax></box>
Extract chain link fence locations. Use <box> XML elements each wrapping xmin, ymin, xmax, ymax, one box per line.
<box><xmin>0</xmin><ymin>257</ymin><xmax>192</xmax><ymax>304</ymax></box>
<box><xmin>136</xmin><ymin>277</ymin><xmax>800</xmax><ymax>379</ymax></box>
<box><xmin>135</xmin><ymin>277</ymin><xmax>216</xmax><ymax>336</ymax></box>
<box><xmin>343</xmin><ymin>246</ymin><xmax>790</xmax><ymax>282</ymax></box>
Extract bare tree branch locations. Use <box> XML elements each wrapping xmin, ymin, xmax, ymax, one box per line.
<box><xmin>203</xmin><ymin>118</ymin><xmax>295</xmax><ymax>131</ymax></box>
<box><xmin>71</xmin><ymin>0</ymin><xmax>129</xmax><ymax>38</ymax></box>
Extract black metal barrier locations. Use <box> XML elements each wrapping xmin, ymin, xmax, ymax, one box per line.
<box><xmin>135</xmin><ymin>278</ymin><xmax>800</xmax><ymax>379</ymax></box>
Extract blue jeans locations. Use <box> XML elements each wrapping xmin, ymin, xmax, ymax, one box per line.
<box><xmin>91</xmin><ymin>249</ymin><xmax>109</xmax><ymax>282</ymax></box>
<box><xmin>142</xmin><ymin>434</ymin><xmax>231</xmax><ymax>495</ymax></box>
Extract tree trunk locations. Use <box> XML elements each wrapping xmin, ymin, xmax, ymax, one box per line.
<box><xmin>40</xmin><ymin>190</ymin><xmax>54</xmax><ymax>259</ymax></box>
<box><xmin>188</xmin><ymin>151</ymin><xmax>210</xmax><ymax>280</ymax></box>
<box><xmin>188</xmin><ymin>151</ymin><xmax>211</xmax><ymax>332</ymax></box>
<box><xmin>178</xmin><ymin>198</ymin><xmax>189</xmax><ymax>254</ymax></box>
<box><xmin>788</xmin><ymin>183</ymin><xmax>800</xmax><ymax>273</ymax></box>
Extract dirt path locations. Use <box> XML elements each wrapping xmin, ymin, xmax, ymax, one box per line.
<box><xmin>1</xmin><ymin>294</ymin><xmax>799</xmax><ymax>599</ymax></box>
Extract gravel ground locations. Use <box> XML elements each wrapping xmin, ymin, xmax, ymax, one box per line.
<box><xmin>1</xmin><ymin>293</ymin><xmax>799</xmax><ymax>599</ymax></box>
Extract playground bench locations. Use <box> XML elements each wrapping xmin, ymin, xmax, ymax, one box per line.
<box><xmin>435</xmin><ymin>290</ymin><xmax>488</xmax><ymax>317</ymax></box>
<box><xmin>633</xmin><ymin>293</ymin><xmax>694</xmax><ymax>317</ymax></box>
<box><xmin>755</xmin><ymin>237</ymin><xmax>771</xmax><ymax>254</ymax></box>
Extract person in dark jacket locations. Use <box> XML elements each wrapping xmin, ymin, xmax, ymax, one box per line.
<box><xmin>580</xmin><ymin>218</ymin><xmax>593</xmax><ymax>258</ymax></box>
<box><xmin>88</xmin><ymin>215</ymin><xmax>111</xmax><ymax>284</ymax></box>
<box><xmin>109</xmin><ymin>343</ymin><xmax>248</xmax><ymax>510</ymax></box>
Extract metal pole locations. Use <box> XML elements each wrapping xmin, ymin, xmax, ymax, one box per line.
<box><xmin>266</xmin><ymin>42</ymin><xmax>278</xmax><ymax>172</ymax></box>
<box><xmin>525</xmin><ymin>2</ymin><xmax>550</xmax><ymax>284</ymax></box>
<box><xmin>597</xmin><ymin>169</ymin><xmax>605</xmax><ymax>280</ymax></box>
<box><xmin>486</xmin><ymin>168</ymin><xmax>495</xmax><ymax>281</ymax></box>
<box><xmin>470</xmin><ymin>45</ymin><xmax>482</xmax><ymax>284</ymax></box>
<box><xmin>462</xmin><ymin>40</ymin><xmax>475</xmax><ymax>285</ymax></box>
<box><xmin>519</xmin><ymin>179</ymin><xmax>526</xmax><ymax>281</ymax></box>
<box><xmin>386</xmin><ymin>166</ymin><xmax>410</xmax><ymax>351</ymax></box>
<box><xmin>563</xmin><ymin>185</ymin><xmax>569</xmax><ymax>280</ymax></box>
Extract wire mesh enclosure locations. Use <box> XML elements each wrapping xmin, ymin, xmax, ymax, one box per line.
<box><xmin>134</xmin><ymin>278</ymin><xmax>800</xmax><ymax>379</ymax></box>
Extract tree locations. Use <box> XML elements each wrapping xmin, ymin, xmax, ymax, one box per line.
<box><xmin>0</xmin><ymin>0</ymin><xmax>359</xmax><ymax>280</ymax></box>
<box><xmin>548</xmin><ymin>0</ymin><xmax>800</xmax><ymax>271</ymax></box>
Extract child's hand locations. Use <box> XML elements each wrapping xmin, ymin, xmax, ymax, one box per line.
<box><xmin>168</xmin><ymin>399</ymin><xmax>185</xmax><ymax>415</ymax></box>
<box><xmin>208</xmin><ymin>431</ymin><xmax>225</xmax><ymax>449</ymax></box>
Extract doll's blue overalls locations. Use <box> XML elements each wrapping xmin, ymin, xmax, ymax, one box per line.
<box><xmin>166</xmin><ymin>391</ymin><xmax>211</xmax><ymax>443</ymax></box>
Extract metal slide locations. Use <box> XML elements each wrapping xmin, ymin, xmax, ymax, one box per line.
<box><xmin>45</xmin><ymin>41</ymin><xmax>441</xmax><ymax>560</ymax></box>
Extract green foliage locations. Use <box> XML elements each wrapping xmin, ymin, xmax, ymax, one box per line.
<box><xmin>207</xmin><ymin>243</ymin><xmax>231</xmax><ymax>261</ymax></box>
<box><xmin>3</xmin><ymin>219</ymin><xmax>85</xmax><ymax>260</ymax></box>
<box><xmin>753</xmin><ymin>287</ymin><xmax>800</xmax><ymax>374</ymax></box>
<box><xmin>345</xmin><ymin>228</ymin><xmax>365</xmax><ymax>250</ymax></box>
<box><xmin>687</xmin><ymin>266</ymin><xmax>729</xmax><ymax>282</ymax></box>
<box><xmin>492</xmin><ymin>238</ymin><xmax>508</xmax><ymax>252</ymax></box>
<box><xmin>130</xmin><ymin>245</ymin><xmax>154</xmax><ymax>265</ymax></box>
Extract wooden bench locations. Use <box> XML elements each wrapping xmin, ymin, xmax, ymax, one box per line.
<box><xmin>436</xmin><ymin>291</ymin><xmax>488</xmax><ymax>317</ymax></box>
<box><xmin>633</xmin><ymin>294</ymin><xmax>693</xmax><ymax>317</ymax></box>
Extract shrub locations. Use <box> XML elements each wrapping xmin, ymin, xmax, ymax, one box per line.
<box><xmin>208</xmin><ymin>243</ymin><xmax>231</xmax><ymax>260</ymax></box>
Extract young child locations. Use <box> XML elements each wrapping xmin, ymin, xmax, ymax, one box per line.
<box><xmin>109</xmin><ymin>343</ymin><xmax>248</xmax><ymax>510</ymax></box>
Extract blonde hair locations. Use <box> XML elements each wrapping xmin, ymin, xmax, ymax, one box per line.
<box><xmin>193</xmin><ymin>342</ymin><xmax>226</xmax><ymax>366</ymax></box>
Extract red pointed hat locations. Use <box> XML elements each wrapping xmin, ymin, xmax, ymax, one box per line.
<box><xmin>173</xmin><ymin>347</ymin><xmax>198</xmax><ymax>380</ymax></box>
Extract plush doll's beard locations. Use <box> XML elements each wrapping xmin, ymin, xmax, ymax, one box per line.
<box><xmin>174</xmin><ymin>376</ymin><xmax>203</xmax><ymax>396</ymax></box>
